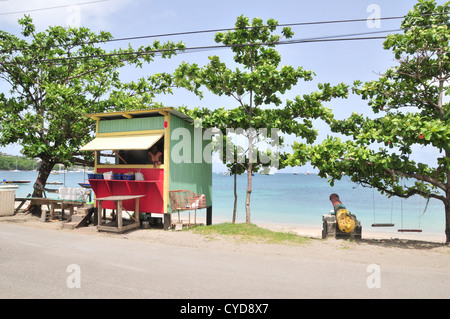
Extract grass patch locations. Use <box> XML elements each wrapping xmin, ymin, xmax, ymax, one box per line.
<box><xmin>191</xmin><ymin>223</ymin><xmax>310</xmax><ymax>245</ymax></box>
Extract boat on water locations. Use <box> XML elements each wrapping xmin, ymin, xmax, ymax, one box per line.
<box><xmin>78</xmin><ymin>182</ymin><xmax>91</xmax><ymax>189</ymax></box>
<box><xmin>2</xmin><ymin>180</ymin><xmax>31</xmax><ymax>184</ymax></box>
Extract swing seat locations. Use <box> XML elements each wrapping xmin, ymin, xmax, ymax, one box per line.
<box><xmin>371</xmin><ymin>223</ymin><xmax>395</xmax><ymax>227</ymax></box>
<box><xmin>398</xmin><ymin>229</ymin><xmax>422</xmax><ymax>233</ymax></box>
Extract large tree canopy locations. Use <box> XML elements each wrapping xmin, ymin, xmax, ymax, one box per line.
<box><xmin>176</xmin><ymin>16</ymin><xmax>348</xmax><ymax>223</ymax></box>
<box><xmin>0</xmin><ymin>16</ymin><xmax>184</xmax><ymax>208</ymax></box>
<box><xmin>291</xmin><ymin>0</ymin><xmax>450</xmax><ymax>243</ymax></box>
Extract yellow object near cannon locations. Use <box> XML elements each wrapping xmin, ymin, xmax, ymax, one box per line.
<box><xmin>329</xmin><ymin>193</ymin><xmax>356</xmax><ymax>233</ymax></box>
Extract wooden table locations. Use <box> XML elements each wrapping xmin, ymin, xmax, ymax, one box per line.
<box><xmin>14</xmin><ymin>197</ymin><xmax>85</xmax><ymax>221</ymax></box>
<box><xmin>95</xmin><ymin>195</ymin><xmax>146</xmax><ymax>233</ymax></box>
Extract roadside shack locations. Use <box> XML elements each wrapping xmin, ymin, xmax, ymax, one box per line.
<box><xmin>79</xmin><ymin>108</ymin><xmax>212</xmax><ymax>233</ymax></box>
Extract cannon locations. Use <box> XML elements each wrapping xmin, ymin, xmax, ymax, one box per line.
<box><xmin>322</xmin><ymin>193</ymin><xmax>362</xmax><ymax>239</ymax></box>
<box><xmin>329</xmin><ymin>193</ymin><xmax>356</xmax><ymax>233</ymax></box>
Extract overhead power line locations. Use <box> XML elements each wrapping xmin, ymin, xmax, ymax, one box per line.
<box><xmin>0</xmin><ymin>11</ymin><xmax>448</xmax><ymax>65</ymax></box>
<box><xmin>1</xmin><ymin>10</ymin><xmax>448</xmax><ymax>60</ymax></box>
<box><xmin>7</xmin><ymin>20</ymin><xmax>445</xmax><ymax>65</ymax></box>
<box><xmin>0</xmin><ymin>0</ymin><xmax>109</xmax><ymax>16</ymax></box>
<box><xmin>5</xmin><ymin>34</ymin><xmax>390</xmax><ymax>66</ymax></box>
<box><xmin>1</xmin><ymin>9</ymin><xmax>447</xmax><ymax>48</ymax></box>
<box><xmin>67</xmin><ymin>11</ymin><xmax>450</xmax><ymax>46</ymax></box>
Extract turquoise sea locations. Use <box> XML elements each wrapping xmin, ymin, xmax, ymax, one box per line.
<box><xmin>1</xmin><ymin>170</ymin><xmax>445</xmax><ymax>237</ymax></box>
<box><xmin>213</xmin><ymin>172</ymin><xmax>445</xmax><ymax>236</ymax></box>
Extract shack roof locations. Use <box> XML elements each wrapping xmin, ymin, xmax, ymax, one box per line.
<box><xmin>85</xmin><ymin>107</ymin><xmax>193</xmax><ymax>122</ymax></box>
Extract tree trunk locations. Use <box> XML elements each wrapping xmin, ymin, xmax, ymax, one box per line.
<box><xmin>245</xmin><ymin>131</ymin><xmax>253</xmax><ymax>224</ymax></box>
<box><xmin>445</xmin><ymin>201</ymin><xmax>450</xmax><ymax>245</ymax></box>
<box><xmin>446</xmin><ymin>157</ymin><xmax>450</xmax><ymax>245</ymax></box>
<box><xmin>28</xmin><ymin>159</ymin><xmax>55</xmax><ymax>216</ymax></box>
<box><xmin>232</xmin><ymin>170</ymin><xmax>237</xmax><ymax>224</ymax></box>
<box><xmin>245</xmin><ymin>165</ymin><xmax>252</xmax><ymax>224</ymax></box>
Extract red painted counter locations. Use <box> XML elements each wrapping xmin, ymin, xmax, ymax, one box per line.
<box><xmin>89</xmin><ymin>168</ymin><xmax>164</xmax><ymax>214</ymax></box>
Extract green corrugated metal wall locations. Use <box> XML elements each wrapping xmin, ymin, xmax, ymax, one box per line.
<box><xmin>169</xmin><ymin>115</ymin><xmax>212</xmax><ymax>208</ymax></box>
<box><xmin>98</xmin><ymin>117</ymin><xmax>164</xmax><ymax>133</ymax></box>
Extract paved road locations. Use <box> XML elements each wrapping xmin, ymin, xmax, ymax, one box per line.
<box><xmin>0</xmin><ymin>223</ymin><xmax>449</xmax><ymax>300</ymax></box>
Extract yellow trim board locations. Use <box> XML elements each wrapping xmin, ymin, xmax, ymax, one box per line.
<box><xmin>163</xmin><ymin>113</ymin><xmax>170</xmax><ymax>215</ymax></box>
<box><xmin>96</xmin><ymin>129</ymin><xmax>165</xmax><ymax>137</ymax></box>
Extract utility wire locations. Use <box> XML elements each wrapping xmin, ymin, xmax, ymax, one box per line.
<box><xmin>0</xmin><ymin>22</ymin><xmax>400</xmax><ymax>58</ymax></box>
<box><xmin>5</xmin><ymin>21</ymin><xmax>440</xmax><ymax>65</ymax></box>
<box><xmin>88</xmin><ymin>11</ymin><xmax>450</xmax><ymax>45</ymax></box>
<box><xmin>4</xmin><ymin>34</ymin><xmax>389</xmax><ymax>66</ymax></box>
<box><xmin>1</xmin><ymin>12</ymin><xmax>448</xmax><ymax>65</ymax></box>
<box><xmin>0</xmin><ymin>0</ymin><xmax>110</xmax><ymax>16</ymax></box>
<box><xmin>1</xmin><ymin>10</ymin><xmax>447</xmax><ymax>49</ymax></box>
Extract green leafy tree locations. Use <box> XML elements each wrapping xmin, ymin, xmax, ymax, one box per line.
<box><xmin>294</xmin><ymin>0</ymin><xmax>450</xmax><ymax>243</ymax></box>
<box><xmin>176</xmin><ymin>16</ymin><xmax>309</xmax><ymax>223</ymax></box>
<box><xmin>181</xmin><ymin>106</ymin><xmax>283</xmax><ymax>223</ymax></box>
<box><xmin>0</xmin><ymin>153</ymin><xmax>35</xmax><ymax>170</ymax></box>
<box><xmin>0</xmin><ymin>16</ymin><xmax>184</xmax><ymax>213</ymax></box>
<box><xmin>176</xmin><ymin>15</ymin><xmax>348</xmax><ymax>223</ymax></box>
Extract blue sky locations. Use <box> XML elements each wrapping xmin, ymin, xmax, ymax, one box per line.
<box><xmin>0</xmin><ymin>0</ymin><xmax>446</xmax><ymax>172</ymax></box>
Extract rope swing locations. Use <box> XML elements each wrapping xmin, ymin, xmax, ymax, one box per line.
<box><xmin>397</xmin><ymin>178</ymin><xmax>423</xmax><ymax>233</ymax></box>
<box><xmin>371</xmin><ymin>166</ymin><xmax>394</xmax><ymax>228</ymax></box>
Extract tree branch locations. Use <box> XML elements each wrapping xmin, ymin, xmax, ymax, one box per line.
<box><xmin>365</xmin><ymin>180</ymin><xmax>446</xmax><ymax>202</ymax></box>
<box><xmin>344</xmin><ymin>156</ymin><xmax>447</xmax><ymax>192</ymax></box>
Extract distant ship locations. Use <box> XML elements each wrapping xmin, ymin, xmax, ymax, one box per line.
<box><xmin>2</xmin><ymin>180</ymin><xmax>30</xmax><ymax>184</ymax></box>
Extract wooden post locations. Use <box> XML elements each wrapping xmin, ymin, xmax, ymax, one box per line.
<box><xmin>61</xmin><ymin>205</ymin><xmax>65</xmax><ymax>220</ymax></box>
<box><xmin>50</xmin><ymin>203</ymin><xmax>56</xmax><ymax>220</ymax></box>
<box><xmin>163</xmin><ymin>213</ymin><xmax>171</xmax><ymax>230</ymax></box>
<box><xmin>135</xmin><ymin>197</ymin><xmax>140</xmax><ymax>227</ymax></box>
<box><xmin>40</xmin><ymin>209</ymin><xmax>47</xmax><ymax>222</ymax></box>
<box><xmin>93</xmin><ymin>208</ymin><xmax>98</xmax><ymax>226</ymax></box>
<box><xmin>97</xmin><ymin>201</ymin><xmax>103</xmax><ymax>226</ymax></box>
<box><xmin>206</xmin><ymin>206</ymin><xmax>212</xmax><ymax>226</ymax></box>
<box><xmin>117</xmin><ymin>200</ymin><xmax>123</xmax><ymax>232</ymax></box>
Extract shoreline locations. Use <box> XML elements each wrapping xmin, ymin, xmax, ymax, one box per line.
<box><xmin>215</xmin><ymin>218</ymin><xmax>448</xmax><ymax>244</ymax></box>
<box><xmin>4</xmin><ymin>200</ymin><xmax>448</xmax><ymax>245</ymax></box>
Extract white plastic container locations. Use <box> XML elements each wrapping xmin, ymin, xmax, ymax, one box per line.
<box><xmin>0</xmin><ymin>190</ymin><xmax>15</xmax><ymax>216</ymax></box>
<box><xmin>59</xmin><ymin>187</ymin><xmax>85</xmax><ymax>201</ymax></box>
<box><xmin>59</xmin><ymin>186</ymin><xmax>69</xmax><ymax>200</ymax></box>
<box><xmin>69</xmin><ymin>187</ymin><xmax>76</xmax><ymax>200</ymax></box>
<box><xmin>104</xmin><ymin>171</ymin><xmax>113</xmax><ymax>180</ymax></box>
<box><xmin>74</xmin><ymin>188</ymin><xmax>85</xmax><ymax>201</ymax></box>
<box><xmin>135</xmin><ymin>171</ymin><xmax>144</xmax><ymax>181</ymax></box>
